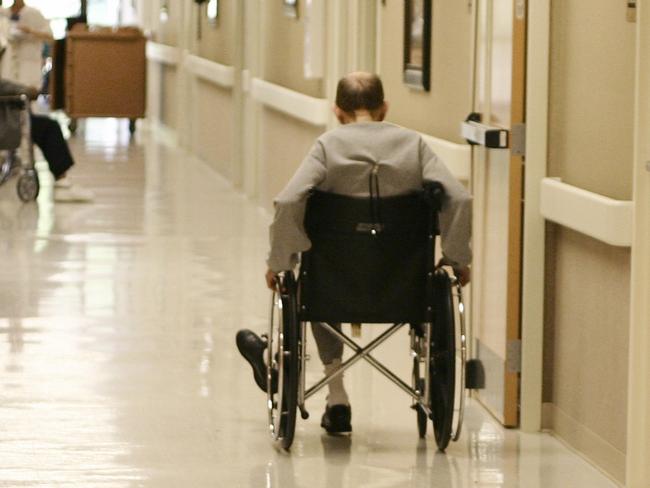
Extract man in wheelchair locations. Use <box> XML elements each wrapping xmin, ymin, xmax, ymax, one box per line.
<box><xmin>237</xmin><ymin>72</ymin><xmax>471</xmax><ymax>436</ymax></box>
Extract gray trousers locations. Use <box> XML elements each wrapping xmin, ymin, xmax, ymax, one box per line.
<box><xmin>311</xmin><ymin>322</ymin><xmax>342</xmax><ymax>365</ymax></box>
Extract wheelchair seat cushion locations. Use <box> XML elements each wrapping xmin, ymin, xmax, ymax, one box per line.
<box><xmin>299</xmin><ymin>189</ymin><xmax>437</xmax><ymax>324</ymax></box>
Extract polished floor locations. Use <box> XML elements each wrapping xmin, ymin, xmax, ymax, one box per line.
<box><xmin>0</xmin><ymin>119</ymin><xmax>620</xmax><ymax>487</ymax></box>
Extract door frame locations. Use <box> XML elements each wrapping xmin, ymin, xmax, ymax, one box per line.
<box><xmin>470</xmin><ymin>0</ymin><xmax>528</xmax><ymax>428</ymax></box>
<box><xmin>626</xmin><ymin>1</ymin><xmax>650</xmax><ymax>485</ymax></box>
<box><xmin>519</xmin><ymin>0</ymin><xmax>549</xmax><ymax>433</ymax></box>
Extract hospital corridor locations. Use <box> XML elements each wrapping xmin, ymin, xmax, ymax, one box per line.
<box><xmin>0</xmin><ymin>0</ymin><xmax>649</xmax><ymax>487</ymax></box>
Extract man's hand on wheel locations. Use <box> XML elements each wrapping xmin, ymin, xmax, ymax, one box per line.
<box><xmin>438</xmin><ymin>257</ymin><xmax>471</xmax><ymax>287</ymax></box>
<box><xmin>453</xmin><ymin>266</ymin><xmax>471</xmax><ymax>287</ymax></box>
<box><xmin>265</xmin><ymin>269</ymin><xmax>278</xmax><ymax>290</ymax></box>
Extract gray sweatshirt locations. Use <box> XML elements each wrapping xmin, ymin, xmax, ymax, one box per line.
<box><xmin>267</xmin><ymin>121</ymin><xmax>472</xmax><ymax>272</ymax></box>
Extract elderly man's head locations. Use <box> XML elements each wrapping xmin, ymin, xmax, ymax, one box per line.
<box><xmin>334</xmin><ymin>72</ymin><xmax>388</xmax><ymax>124</ymax></box>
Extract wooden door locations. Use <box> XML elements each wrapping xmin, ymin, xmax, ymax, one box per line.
<box><xmin>470</xmin><ymin>0</ymin><xmax>526</xmax><ymax>427</ymax></box>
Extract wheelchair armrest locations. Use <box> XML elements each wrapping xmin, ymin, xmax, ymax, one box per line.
<box><xmin>0</xmin><ymin>94</ymin><xmax>29</xmax><ymax>109</ymax></box>
<box><xmin>423</xmin><ymin>181</ymin><xmax>445</xmax><ymax>212</ymax></box>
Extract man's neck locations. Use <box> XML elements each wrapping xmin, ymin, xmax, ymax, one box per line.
<box><xmin>354</xmin><ymin>112</ymin><xmax>374</xmax><ymax>123</ymax></box>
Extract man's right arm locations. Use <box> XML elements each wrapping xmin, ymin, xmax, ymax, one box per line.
<box><xmin>266</xmin><ymin>141</ymin><xmax>328</xmax><ymax>275</ymax></box>
<box><xmin>419</xmin><ymin>138</ymin><xmax>473</xmax><ymax>283</ymax></box>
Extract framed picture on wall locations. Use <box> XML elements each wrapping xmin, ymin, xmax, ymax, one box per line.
<box><xmin>403</xmin><ymin>0</ymin><xmax>432</xmax><ymax>91</ymax></box>
<box><xmin>207</xmin><ymin>0</ymin><xmax>219</xmax><ymax>25</ymax></box>
<box><xmin>283</xmin><ymin>0</ymin><xmax>299</xmax><ymax>18</ymax></box>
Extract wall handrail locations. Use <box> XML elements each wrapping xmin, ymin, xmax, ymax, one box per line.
<box><xmin>540</xmin><ymin>177</ymin><xmax>633</xmax><ymax>247</ymax></box>
<box><xmin>146</xmin><ymin>42</ymin><xmax>182</xmax><ymax>66</ymax></box>
<box><xmin>184</xmin><ymin>54</ymin><xmax>235</xmax><ymax>88</ymax></box>
<box><xmin>250</xmin><ymin>78</ymin><xmax>329</xmax><ymax>127</ymax></box>
<box><xmin>418</xmin><ymin>132</ymin><xmax>471</xmax><ymax>181</ymax></box>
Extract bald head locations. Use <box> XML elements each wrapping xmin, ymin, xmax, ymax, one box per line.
<box><xmin>335</xmin><ymin>72</ymin><xmax>386</xmax><ymax>121</ymax></box>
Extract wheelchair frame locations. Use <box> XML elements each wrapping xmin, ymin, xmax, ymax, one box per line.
<box><xmin>265</xmin><ymin>187</ymin><xmax>468</xmax><ymax>452</ymax></box>
<box><xmin>0</xmin><ymin>95</ymin><xmax>40</xmax><ymax>202</ymax></box>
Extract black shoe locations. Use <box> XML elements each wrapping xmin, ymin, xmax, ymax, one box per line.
<box><xmin>321</xmin><ymin>404</ymin><xmax>352</xmax><ymax>435</ymax></box>
<box><xmin>236</xmin><ymin>329</ymin><xmax>277</xmax><ymax>394</ymax></box>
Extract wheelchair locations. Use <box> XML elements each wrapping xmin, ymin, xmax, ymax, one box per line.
<box><xmin>265</xmin><ymin>182</ymin><xmax>468</xmax><ymax>451</ymax></box>
<box><xmin>0</xmin><ymin>94</ymin><xmax>40</xmax><ymax>202</ymax></box>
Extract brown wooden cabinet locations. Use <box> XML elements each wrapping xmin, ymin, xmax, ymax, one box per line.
<box><xmin>55</xmin><ymin>26</ymin><xmax>146</xmax><ymax>132</ymax></box>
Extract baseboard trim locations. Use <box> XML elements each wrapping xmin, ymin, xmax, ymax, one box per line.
<box><xmin>542</xmin><ymin>403</ymin><xmax>625</xmax><ymax>485</ymax></box>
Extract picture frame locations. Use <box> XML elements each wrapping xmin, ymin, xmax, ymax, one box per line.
<box><xmin>207</xmin><ymin>0</ymin><xmax>219</xmax><ymax>25</ymax></box>
<box><xmin>403</xmin><ymin>0</ymin><xmax>432</xmax><ymax>91</ymax></box>
<box><xmin>282</xmin><ymin>0</ymin><xmax>299</xmax><ymax>19</ymax></box>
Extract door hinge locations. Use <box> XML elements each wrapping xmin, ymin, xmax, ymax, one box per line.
<box><xmin>511</xmin><ymin>123</ymin><xmax>526</xmax><ymax>157</ymax></box>
<box><xmin>515</xmin><ymin>0</ymin><xmax>526</xmax><ymax>21</ymax></box>
<box><xmin>506</xmin><ymin>339</ymin><xmax>522</xmax><ymax>373</ymax></box>
<box><xmin>627</xmin><ymin>1</ymin><xmax>637</xmax><ymax>23</ymax></box>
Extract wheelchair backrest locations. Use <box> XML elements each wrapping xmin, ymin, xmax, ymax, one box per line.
<box><xmin>299</xmin><ymin>183</ymin><xmax>444</xmax><ymax>324</ymax></box>
<box><xmin>0</xmin><ymin>98</ymin><xmax>24</xmax><ymax>151</ymax></box>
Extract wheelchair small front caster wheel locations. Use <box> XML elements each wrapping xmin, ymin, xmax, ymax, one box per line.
<box><xmin>16</xmin><ymin>171</ymin><xmax>39</xmax><ymax>202</ymax></box>
<box><xmin>69</xmin><ymin>119</ymin><xmax>78</xmax><ymax>134</ymax></box>
<box><xmin>129</xmin><ymin>119</ymin><xmax>137</xmax><ymax>135</ymax></box>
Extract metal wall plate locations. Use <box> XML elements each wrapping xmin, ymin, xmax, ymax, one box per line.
<box><xmin>511</xmin><ymin>123</ymin><xmax>526</xmax><ymax>156</ymax></box>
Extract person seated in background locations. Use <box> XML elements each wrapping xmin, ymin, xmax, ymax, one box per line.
<box><xmin>0</xmin><ymin>77</ymin><xmax>93</xmax><ymax>202</ymax></box>
<box><xmin>236</xmin><ymin>72</ymin><xmax>472</xmax><ymax>435</ymax></box>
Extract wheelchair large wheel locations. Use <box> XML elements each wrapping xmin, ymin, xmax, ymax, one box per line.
<box><xmin>266</xmin><ymin>272</ymin><xmax>300</xmax><ymax>450</ymax></box>
<box><xmin>430</xmin><ymin>268</ymin><xmax>456</xmax><ymax>451</ymax></box>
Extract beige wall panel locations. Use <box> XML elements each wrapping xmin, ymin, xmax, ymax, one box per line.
<box><xmin>548</xmin><ymin>0</ymin><xmax>635</xmax><ymax>200</ymax></box>
<box><xmin>544</xmin><ymin>2</ymin><xmax>635</xmax><ymax>478</ymax></box>
<box><xmin>263</xmin><ymin>0</ymin><xmax>324</xmax><ymax>98</ymax></box>
<box><xmin>193</xmin><ymin>80</ymin><xmax>233</xmax><ymax>180</ymax></box>
<box><xmin>160</xmin><ymin>65</ymin><xmax>178</xmax><ymax>130</ymax></box>
<box><xmin>545</xmin><ymin>227</ymin><xmax>630</xmax><ymax>482</ymax></box>
<box><xmin>195</xmin><ymin>0</ymin><xmax>235</xmax><ymax>65</ymax></box>
<box><xmin>259</xmin><ymin>108</ymin><xmax>324</xmax><ymax>209</ymax></box>
<box><xmin>378</xmin><ymin>0</ymin><xmax>472</xmax><ymax>143</ymax></box>
<box><xmin>157</xmin><ymin>0</ymin><xmax>182</xmax><ymax>47</ymax></box>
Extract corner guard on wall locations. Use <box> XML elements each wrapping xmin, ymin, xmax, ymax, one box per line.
<box><xmin>146</xmin><ymin>42</ymin><xmax>182</xmax><ymax>66</ymax></box>
<box><xmin>250</xmin><ymin>78</ymin><xmax>329</xmax><ymax>127</ymax></box>
<box><xmin>540</xmin><ymin>178</ymin><xmax>633</xmax><ymax>247</ymax></box>
<box><xmin>184</xmin><ymin>55</ymin><xmax>234</xmax><ymax>89</ymax></box>
<box><xmin>419</xmin><ymin>133</ymin><xmax>471</xmax><ymax>182</ymax></box>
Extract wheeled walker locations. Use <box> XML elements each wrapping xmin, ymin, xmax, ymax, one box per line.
<box><xmin>265</xmin><ymin>183</ymin><xmax>468</xmax><ymax>451</ymax></box>
<box><xmin>0</xmin><ymin>94</ymin><xmax>40</xmax><ymax>202</ymax></box>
